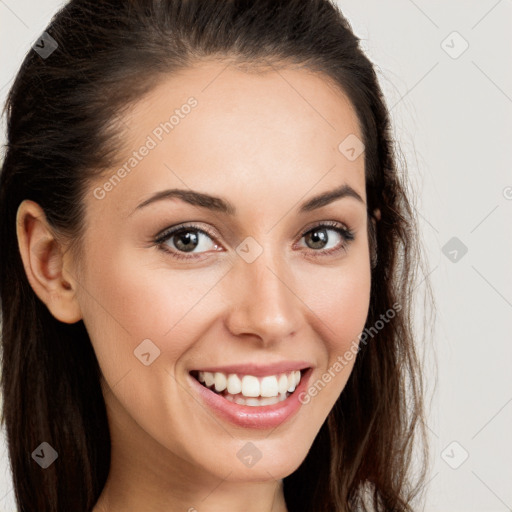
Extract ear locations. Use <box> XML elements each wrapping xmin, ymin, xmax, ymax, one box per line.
<box><xmin>16</xmin><ymin>199</ymin><xmax>83</xmax><ymax>324</ymax></box>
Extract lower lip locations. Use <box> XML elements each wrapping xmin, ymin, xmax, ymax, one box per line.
<box><xmin>188</xmin><ymin>368</ymin><xmax>313</xmax><ymax>429</ymax></box>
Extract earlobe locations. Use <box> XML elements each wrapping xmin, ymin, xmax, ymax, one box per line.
<box><xmin>15</xmin><ymin>199</ymin><xmax>83</xmax><ymax>324</ymax></box>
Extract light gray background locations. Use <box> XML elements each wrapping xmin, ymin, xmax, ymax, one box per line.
<box><xmin>1</xmin><ymin>1</ymin><xmax>511</xmax><ymax>511</ymax></box>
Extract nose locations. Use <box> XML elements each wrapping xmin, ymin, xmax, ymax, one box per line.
<box><xmin>224</xmin><ymin>246</ymin><xmax>303</xmax><ymax>347</ymax></box>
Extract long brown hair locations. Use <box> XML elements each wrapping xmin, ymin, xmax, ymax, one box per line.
<box><xmin>0</xmin><ymin>1</ymin><xmax>435</xmax><ymax>510</ymax></box>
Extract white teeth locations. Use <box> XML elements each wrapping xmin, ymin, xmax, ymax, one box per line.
<box><xmin>287</xmin><ymin>370</ymin><xmax>301</xmax><ymax>392</ymax></box>
<box><xmin>260</xmin><ymin>376</ymin><xmax>279</xmax><ymax>397</ymax></box>
<box><xmin>227</xmin><ymin>374</ymin><xmax>242</xmax><ymax>395</ymax></box>
<box><xmin>259</xmin><ymin>396</ymin><xmax>278</xmax><ymax>405</ymax></box>
<box><xmin>194</xmin><ymin>369</ymin><xmax>304</xmax><ymax>398</ymax></box>
<box><xmin>241</xmin><ymin>375</ymin><xmax>260</xmax><ymax>397</ymax></box>
<box><xmin>214</xmin><ymin>372</ymin><xmax>227</xmax><ymax>392</ymax></box>
<box><xmin>224</xmin><ymin>393</ymin><xmax>288</xmax><ymax>406</ymax></box>
<box><xmin>277</xmin><ymin>374</ymin><xmax>289</xmax><ymax>394</ymax></box>
<box><xmin>204</xmin><ymin>372</ymin><xmax>215</xmax><ymax>388</ymax></box>
<box><xmin>295</xmin><ymin>371</ymin><xmax>302</xmax><ymax>390</ymax></box>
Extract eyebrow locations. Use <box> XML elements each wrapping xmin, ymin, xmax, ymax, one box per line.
<box><xmin>131</xmin><ymin>183</ymin><xmax>365</xmax><ymax>217</ymax></box>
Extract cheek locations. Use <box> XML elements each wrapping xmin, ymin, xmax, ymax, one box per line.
<box><xmin>301</xmin><ymin>255</ymin><xmax>371</xmax><ymax>348</ymax></box>
<box><xmin>330</xmin><ymin>270</ymin><xmax>371</xmax><ymax>348</ymax></box>
<box><xmin>78</xmin><ymin>245</ymin><xmax>227</xmax><ymax>372</ymax></box>
<box><xmin>295</xmin><ymin>258</ymin><xmax>371</xmax><ymax>403</ymax></box>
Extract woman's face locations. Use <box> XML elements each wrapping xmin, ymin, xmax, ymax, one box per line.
<box><xmin>73</xmin><ymin>61</ymin><xmax>372</xmax><ymax>484</ymax></box>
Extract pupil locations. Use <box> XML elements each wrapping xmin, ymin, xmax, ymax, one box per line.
<box><xmin>308</xmin><ymin>229</ymin><xmax>327</xmax><ymax>249</ymax></box>
<box><xmin>176</xmin><ymin>230</ymin><xmax>198</xmax><ymax>252</ymax></box>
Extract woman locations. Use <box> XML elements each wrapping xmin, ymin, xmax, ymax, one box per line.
<box><xmin>0</xmin><ymin>0</ymin><xmax>434</xmax><ymax>510</ymax></box>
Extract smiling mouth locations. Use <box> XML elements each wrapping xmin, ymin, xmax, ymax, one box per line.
<box><xmin>189</xmin><ymin>368</ymin><xmax>308</xmax><ymax>407</ymax></box>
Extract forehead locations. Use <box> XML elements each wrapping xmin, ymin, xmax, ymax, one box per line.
<box><xmin>93</xmin><ymin>61</ymin><xmax>366</xmax><ymax>217</ymax></box>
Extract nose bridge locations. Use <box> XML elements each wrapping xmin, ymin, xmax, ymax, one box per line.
<box><xmin>225</xmin><ymin>240</ymin><xmax>301</xmax><ymax>343</ymax></box>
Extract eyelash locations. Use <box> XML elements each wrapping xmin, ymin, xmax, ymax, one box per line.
<box><xmin>153</xmin><ymin>220</ymin><xmax>355</xmax><ymax>261</ymax></box>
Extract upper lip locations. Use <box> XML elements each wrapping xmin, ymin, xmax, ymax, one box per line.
<box><xmin>190</xmin><ymin>361</ymin><xmax>313</xmax><ymax>377</ymax></box>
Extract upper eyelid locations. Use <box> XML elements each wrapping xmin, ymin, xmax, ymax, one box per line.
<box><xmin>155</xmin><ymin>223</ymin><xmax>216</xmax><ymax>242</ymax></box>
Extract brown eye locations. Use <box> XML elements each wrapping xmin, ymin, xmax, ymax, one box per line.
<box><xmin>171</xmin><ymin>229</ymin><xmax>201</xmax><ymax>252</ymax></box>
<box><xmin>299</xmin><ymin>222</ymin><xmax>355</xmax><ymax>258</ymax></box>
<box><xmin>304</xmin><ymin>227</ymin><xmax>331</xmax><ymax>250</ymax></box>
<box><xmin>155</xmin><ymin>224</ymin><xmax>221</xmax><ymax>260</ymax></box>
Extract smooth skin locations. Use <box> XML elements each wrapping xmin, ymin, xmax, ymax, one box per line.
<box><xmin>16</xmin><ymin>61</ymin><xmax>379</xmax><ymax>512</ymax></box>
